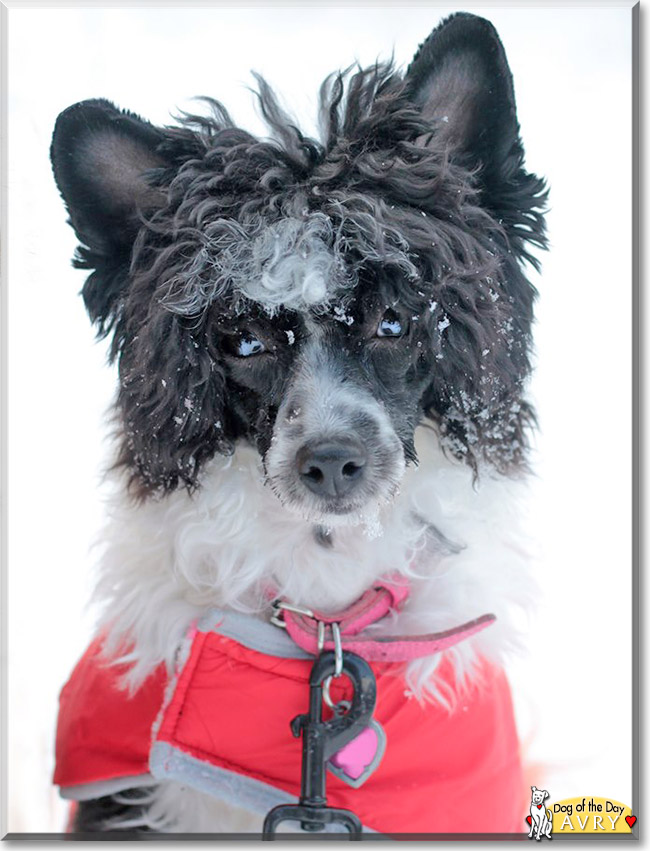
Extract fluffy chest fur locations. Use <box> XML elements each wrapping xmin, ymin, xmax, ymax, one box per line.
<box><xmin>96</xmin><ymin>426</ymin><xmax>532</xmax><ymax>701</ymax></box>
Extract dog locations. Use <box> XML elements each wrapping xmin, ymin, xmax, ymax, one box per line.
<box><xmin>529</xmin><ymin>787</ymin><xmax>553</xmax><ymax>840</ymax></box>
<box><xmin>50</xmin><ymin>12</ymin><xmax>547</xmax><ymax>835</ymax></box>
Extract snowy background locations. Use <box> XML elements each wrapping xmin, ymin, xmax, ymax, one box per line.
<box><xmin>6</xmin><ymin>3</ymin><xmax>634</xmax><ymax>834</ymax></box>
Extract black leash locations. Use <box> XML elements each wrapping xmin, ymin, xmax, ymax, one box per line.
<box><xmin>262</xmin><ymin>650</ymin><xmax>376</xmax><ymax>839</ymax></box>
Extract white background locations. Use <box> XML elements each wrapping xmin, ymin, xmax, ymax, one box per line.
<box><xmin>6</xmin><ymin>3</ymin><xmax>634</xmax><ymax>834</ymax></box>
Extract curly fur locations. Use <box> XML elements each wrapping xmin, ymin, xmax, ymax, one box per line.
<box><xmin>53</xmin><ymin>57</ymin><xmax>546</xmax><ymax>496</ymax></box>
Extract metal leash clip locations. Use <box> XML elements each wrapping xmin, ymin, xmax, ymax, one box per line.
<box><xmin>262</xmin><ymin>650</ymin><xmax>377</xmax><ymax>839</ymax></box>
<box><xmin>321</xmin><ymin>622</ymin><xmax>344</xmax><ymax>709</ymax></box>
<box><xmin>271</xmin><ymin>606</ymin><xmax>346</xmax><ymax>708</ymax></box>
<box><xmin>271</xmin><ymin>602</ymin><xmax>344</xmax><ymax>690</ymax></box>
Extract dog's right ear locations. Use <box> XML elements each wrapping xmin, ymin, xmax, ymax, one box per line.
<box><xmin>51</xmin><ymin>99</ymin><xmax>168</xmax><ymax>336</ymax></box>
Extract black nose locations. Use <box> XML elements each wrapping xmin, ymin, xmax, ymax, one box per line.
<box><xmin>297</xmin><ymin>440</ymin><xmax>367</xmax><ymax>498</ymax></box>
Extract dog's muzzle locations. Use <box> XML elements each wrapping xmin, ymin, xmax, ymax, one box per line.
<box><xmin>263</xmin><ymin>342</ymin><xmax>407</xmax><ymax>522</ymax></box>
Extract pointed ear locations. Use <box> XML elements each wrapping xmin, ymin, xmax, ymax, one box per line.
<box><xmin>51</xmin><ymin>99</ymin><xmax>167</xmax><ymax>253</ymax></box>
<box><xmin>405</xmin><ymin>13</ymin><xmax>519</xmax><ymax>182</ymax></box>
<box><xmin>405</xmin><ymin>13</ymin><xmax>547</xmax><ymax>265</ymax></box>
<box><xmin>51</xmin><ymin>99</ymin><xmax>170</xmax><ymax>336</ymax></box>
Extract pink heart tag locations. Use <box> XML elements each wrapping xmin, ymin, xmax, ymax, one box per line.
<box><xmin>330</xmin><ymin>727</ymin><xmax>378</xmax><ymax>779</ymax></box>
<box><xmin>328</xmin><ymin>720</ymin><xmax>386</xmax><ymax>788</ymax></box>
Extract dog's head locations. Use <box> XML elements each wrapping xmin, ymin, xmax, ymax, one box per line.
<box><xmin>51</xmin><ymin>13</ymin><xmax>546</xmax><ymax>526</ymax></box>
<box><xmin>531</xmin><ymin>787</ymin><xmax>549</xmax><ymax>806</ymax></box>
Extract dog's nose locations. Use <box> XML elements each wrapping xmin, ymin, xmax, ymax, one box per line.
<box><xmin>297</xmin><ymin>440</ymin><xmax>367</xmax><ymax>499</ymax></box>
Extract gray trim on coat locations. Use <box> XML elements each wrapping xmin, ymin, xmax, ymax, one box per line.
<box><xmin>198</xmin><ymin>608</ymin><xmax>313</xmax><ymax>659</ymax></box>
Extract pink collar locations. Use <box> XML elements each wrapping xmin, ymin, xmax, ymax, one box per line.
<box><xmin>271</xmin><ymin>576</ymin><xmax>495</xmax><ymax>662</ymax></box>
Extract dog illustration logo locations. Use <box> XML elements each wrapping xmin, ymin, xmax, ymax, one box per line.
<box><xmin>528</xmin><ymin>786</ymin><xmax>553</xmax><ymax>840</ymax></box>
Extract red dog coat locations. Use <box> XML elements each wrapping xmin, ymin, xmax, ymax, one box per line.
<box><xmin>54</xmin><ymin>607</ymin><xmax>525</xmax><ymax>835</ymax></box>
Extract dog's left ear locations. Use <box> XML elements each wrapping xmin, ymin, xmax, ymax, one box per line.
<box><xmin>405</xmin><ymin>12</ymin><xmax>546</xmax><ymax>264</ymax></box>
<box><xmin>405</xmin><ymin>13</ymin><xmax>518</xmax><ymax>184</ymax></box>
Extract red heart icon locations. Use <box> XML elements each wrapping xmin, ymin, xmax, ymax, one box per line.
<box><xmin>526</xmin><ymin>816</ymin><xmax>532</xmax><ymax>826</ymax></box>
<box><xmin>537</xmin><ymin>804</ymin><xmax>543</xmax><ymax>809</ymax></box>
<box><xmin>626</xmin><ymin>815</ymin><xmax>637</xmax><ymax>828</ymax></box>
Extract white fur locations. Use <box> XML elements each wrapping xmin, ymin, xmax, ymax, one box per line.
<box><xmin>243</xmin><ymin>214</ymin><xmax>347</xmax><ymax>310</ymax></box>
<box><xmin>92</xmin><ymin>423</ymin><xmax>534</xmax><ymax>830</ymax></box>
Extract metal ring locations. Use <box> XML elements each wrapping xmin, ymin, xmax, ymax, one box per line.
<box><xmin>332</xmin><ymin>623</ymin><xmax>342</xmax><ymax>677</ymax></box>
<box><xmin>322</xmin><ymin>680</ymin><xmax>352</xmax><ymax>713</ymax></box>
<box><xmin>322</xmin><ymin>675</ymin><xmax>336</xmax><ymax>709</ymax></box>
<box><xmin>322</xmin><ymin>624</ymin><xmax>343</xmax><ymax>708</ymax></box>
<box><xmin>317</xmin><ymin>620</ymin><xmax>325</xmax><ymax>653</ymax></box>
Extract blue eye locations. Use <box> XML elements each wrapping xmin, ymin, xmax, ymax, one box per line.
<box><xmin>236</xmin><ymin>335</ymin><xmax>266</xmax><ymax>357</ymax></box>
<box><xmin>376</xmin><ymin>309</ymin><xmax>403</xmax><ymax>338</ymax></box>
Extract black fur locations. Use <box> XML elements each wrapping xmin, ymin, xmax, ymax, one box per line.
<box><xmin>51</xmin><ymin>12</ymin><xmax>547</xmax><ymax>500</ymax></box>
